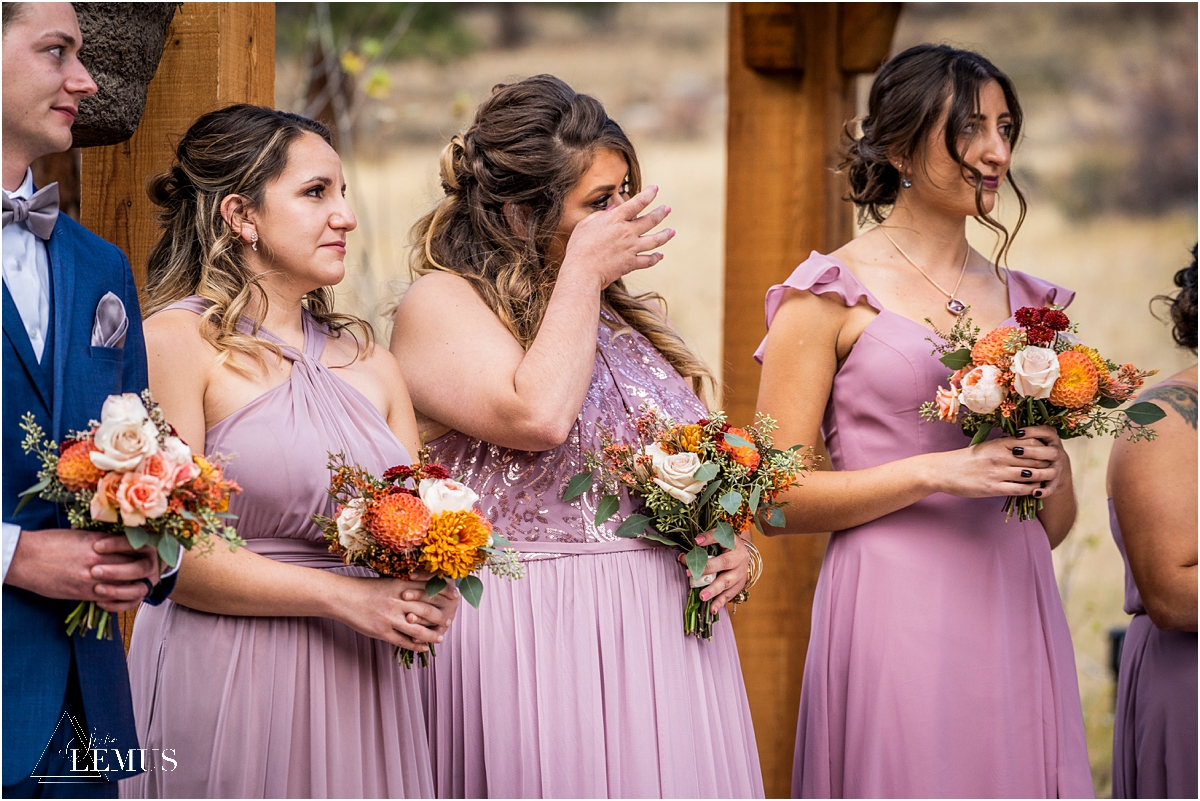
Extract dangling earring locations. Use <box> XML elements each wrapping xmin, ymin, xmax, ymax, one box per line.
<box><xmin>250</xmin><ymin>231</ymin><xmax>258</xmax><ymax>252</ymax></box>
<box><xmin>900</xmin><ymin>176</ymin><xmax>913</xmax><ymax>189</ymax></box>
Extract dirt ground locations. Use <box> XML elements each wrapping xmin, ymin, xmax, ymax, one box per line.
<box><xmin>278</xmin><ymin>3</ymin><xmax>1196</xmax><ymax>795</ymax></box>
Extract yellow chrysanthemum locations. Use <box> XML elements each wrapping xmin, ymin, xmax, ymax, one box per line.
<box><xmin>1072</xmin><ymin>345</ymin><xmax>1108</xmax><ymax>386</ymax></box>
<box><xmin>971</xmin><ymin>326</ymin><xmax>1020</xmax><ymax>367</ymax></box>
<box><xmin>57</xmin><ymin>440</ymin><xmax>103</xmax><ymax>492</ymax></box>
<box><xmin>1050</xmin><ymin>350</ymin><xmax>1100</xmax><ymax>409</ymax></box>
<box><xmin>420</xmin><ymin>509</ymin><xmax>491</xmax><ymax>579</ymax></box>
<box><xmin>367</xmin><ymin>492</ymin><xmax>431</xmax><ymax>552</ymax></box>
<box><xmin>677</xmin><ymin>424</ymin><xmax>703</xmax><ymax>454</ymax></box>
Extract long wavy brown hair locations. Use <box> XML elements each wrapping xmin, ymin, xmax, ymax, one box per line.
<box><xmin>406</xmin><ymin>74</ymin><xmax>713</xmax><ymax>398</ymax></box>
<box><xmin>143</xmin><ymin>104</ymin><xmax>372</xmax><ymax>372</ymax></box>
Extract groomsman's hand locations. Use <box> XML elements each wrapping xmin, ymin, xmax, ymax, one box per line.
<box><xmin>5</xmin><ymin>529</ymin><xmax>159</xmax><ymax>611</ymax></box>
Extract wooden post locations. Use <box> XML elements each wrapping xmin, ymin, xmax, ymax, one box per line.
<box><xmin>80</xmin><ymin>2</ymin><xmax>275</xmax><ymax>288</ymax></box>
<box><xmin>725</xmin><ymin>4</ymin><xmax>898</xmax><ymax>796</ymax></box>
<box><xmin>78</xmin><ymin>3</ymin><xmax>275</xmax><ymax>651</ymax></box>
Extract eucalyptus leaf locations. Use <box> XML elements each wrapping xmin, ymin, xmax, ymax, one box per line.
<box><xmin>457</xmin><ymin>574</ymin><xmax>484</xmax><ymax>609</ymax></box>
<box><xmin>713</xmin><ymin>521</ymin><xmax>736</xmax><ymax>550</ymax></box>
<box><xmin>157</xmin><ymin>535</ymin><xmax>181</xmax><ymax>569</ymax></box>
<box><xmin>216</xmin><ymin>511</ymin><xmax>238</xmax><ymax>520</ymax></box>
<box><xmin>969</xmin><ymin>421</ymin><xmax>993</xmax><ymax>446</ymax></box>
<box><xmin>696</xmin><ymin>480</ymin><xmax>721</xmax><ymax>509</ymax></box>
<box><xmin>594</xmin><ymin>494</ymin><xmax>621</xmax><ymax>525</ymax></box>
<box><xmin>723</xmin><ymin>431</ymin><xmax>754</xmax><ymax>449</ymax></box>
<box><xmin>692</xmin><ymin>462</ymin><xmax>719</xmax><ymax>482</ymax></box>
<box><xmin>939</xmin><ymin>348</ymin><xmax>973</xmax><ymax>370</ymax></box>
<box><xmin>1125</xmin><ymin>401</ymin><xmax>1168</xmax><ymax>426</ymax></box>
<box><xmin>425</xmin><ymin>576</ymin><xmax>447</xmax><ymax>598</ymax></box>
<box><xmin>719</xmin><ymin>490</ymin><xmax>743</xmax><ymax>516</ymax></box>
<box><xmin>1097</xmin><ymin>396</ymin><xmax>1122</xmax><ymax>409</ymax></box>
<box><xmin>748</xmin><ymin>485</ymin><xmax>762</xmax><ymax>515</ymax></box>
<box><xmin>640</xmin><ymin>528</ymin><xmax>678</xmax><ymax>547</ymax></box>
<box><xmin>125</xmin><ymin>526</ymin><xmax>151</xmax><ymax>549</ymax></box>
<box><xmin>491</xmin><ymin>533</ymin><xmax>513</xmax><ymax>548</ymax></box>
<box><xmin>14</xmin><ymin>477</ymin><xmax>51</xmax><ymax>514</ymax></box>
<box><xmin>685</xmin><ymin>547</ymin><xmax>709</xmax><ymax>584</ymax></box>
<box><xmin>614</xmin><ymin>513</ymin><xmax>651</xmax><ymax>539</ymax></box>
<box><xmin>765</xmin><ymin>506</ymin><xmax>786</xmax><ymax>528</ymax></box>
<box><xmin>561</xmin><ymin>471</ymin><xmax>596</xmax><ymax>502</ymax></box>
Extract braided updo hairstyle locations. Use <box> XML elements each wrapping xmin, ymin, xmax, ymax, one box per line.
<box><xmin>408</xmin><ymin>74</ymin><xmax>712</xmax><ymax>398</ymax></box>
<box><xmin>842</xmin><ymin>44</ymin><xmax>1028</xmax><ymax>268</ymax></box>
<box><xmin>1154</xmin><ymin>245</ymin><xmax>1198</xmax><ymax>352</ymax></box>
<box><xmin>143</xmin><ymin>104</ymin><xmax>372</xmax><ymax>372</ymax></box>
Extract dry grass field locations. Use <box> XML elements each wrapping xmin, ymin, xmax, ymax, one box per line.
<box><xmin>278</xmin><ymin>3</ymin><xmax>1196</xmax><ymax>796</ymax></box>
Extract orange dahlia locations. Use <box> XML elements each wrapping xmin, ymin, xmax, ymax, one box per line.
<box><xmin>57</xmin><ymin>440</ymin><xmax>103</xmax><ymax>492</ymax></box>
<box><xmin>1050</xmin><ymin>350</ymin><xmax>1100</xmax><ymax>408</ymax></box>
<box><xmin>420</xmin><ymin>509</ymin><xmax>491</xmax><ymax>579</ymax></box>
<box><xmin>1072</xmin><ymin>345</ymin><xmax>1109</xmax><ymax>386</ymax></box>
<box><xmin>717</xmin><ymin>426</ymin><xmax>760</xmax><ymax>471</ymax></box>
<box><xmin>366</xmin><ymin>492</ymin><xmax>431</xmax><ymax>552</ymax></box>
<box><xmin>971</xmin><ymin>326</ymin><xmax>1020</xmax><ymax>367</ymax></box>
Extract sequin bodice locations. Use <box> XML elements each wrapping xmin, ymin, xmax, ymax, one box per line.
<box><xmin>427</xmin><ymin>314</ymin><xmax>707</xmax><ymax>556</ymax></box>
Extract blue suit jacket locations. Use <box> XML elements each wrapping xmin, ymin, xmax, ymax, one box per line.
<box><xmin>2</xmin><ymin>213</ymin><xmax>172</xmax><ymax>785</ymax></box>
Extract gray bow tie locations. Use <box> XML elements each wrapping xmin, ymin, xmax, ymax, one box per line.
<box><xmin>2</xmin><ymin>183</ymin><xmax>60</xmax><ymax>240</ymax></box>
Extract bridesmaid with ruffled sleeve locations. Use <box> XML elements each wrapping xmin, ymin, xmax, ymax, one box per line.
<box><xmin>755</xmin><ymin>45</ymin><xmax>1094</xmax><ymax>797</ymax></box>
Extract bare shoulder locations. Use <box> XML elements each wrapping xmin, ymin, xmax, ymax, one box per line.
<box><xmin>143</xmin><ymin>308</ymin><xmax>215</xmax><ymax>362</ymax></box>
<box><xmin>1138</xmin><ymin>378</ymin><xmax>1198</xmax><ymax>431</ymax></box>
<box><xmin>395</xmin><ymin>271</ymin><xmax>486</xmax><ymax>321</ymax></box>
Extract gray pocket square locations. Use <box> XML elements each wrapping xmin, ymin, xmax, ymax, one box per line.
<box><xmin>91</xmin><ymin>292</ymin><xmax>128</xmax><ymax>348</ymax></box>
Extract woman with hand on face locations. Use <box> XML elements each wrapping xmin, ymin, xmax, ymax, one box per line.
<box><xmin>391</xmin><ymin>75</ymin><xmax>763</xmax><ymax>798</ymax></box>
<box><xmin>755</xmin><ymin>45</ymin><xmax>1092</xmax><ymax>798</ymax></box>
<box><xmin>120</xmin><ymin>105</ymin><xmax>458</xmax><ymax>799</ymax></box>
<box><xmin>1109</xmin><ymin>249</ymin><xmax>1197</xmax><ymax>799</ymax></box>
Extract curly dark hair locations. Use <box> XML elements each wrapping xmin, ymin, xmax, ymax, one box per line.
<box><xmin>1153</xmin><ymin>245</ymin><xmax>1198</xmax><ymax>352</ymax></box>
<box><xmin>841</xmin><ymin>43</ymin><xmax>1027</xmax><ymax>268</ymax></box>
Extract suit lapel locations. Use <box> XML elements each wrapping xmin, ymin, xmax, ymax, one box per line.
<box><xmin>1</xmin><ymin>281</ymin><xmax>51</xmax><ymax>409</ymax></box>
<box><xmin>47</xmin><ymin>217</ymin><xmax>75</xmax><ymax>440</ymax></box>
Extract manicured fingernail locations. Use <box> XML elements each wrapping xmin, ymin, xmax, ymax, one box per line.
<box><xmin>1033</xmin><ymin>490</ymin><xmax>1043</xmax><ymax>498</ymax></box>
<box><xmin>1012</xmin><ymin>447</ymin><xmax>1024</xmax><ymax>456</ymax></box>
<box><xmin>1021</xmin><ymin>469</ymin><xmax>1032</xmax><ymax>478</ymax></box>
<box><xmin>700</xmin><ymin>593</ymin><xmax>709</xmax><ymax>601</ymax></box>
<box><xmin>1016</xmin><ymin>429</ymin><xmax>1026</xmax><ymax>437</ymax></box>
<box><xmin>437</xmin><ymin>635</ymin><xmax>444</xmax><ymax>643</ymax></box>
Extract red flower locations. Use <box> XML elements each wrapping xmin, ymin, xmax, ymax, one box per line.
<box><xmin>1042</xmin><ymin>309</ymin><xmax>1070</xmax><ymax>331</ymax></box>
<box><xmin>423</xmin><ymin>464</ymin><xmax>451</xmax><ymax>480</ymax></box>
<box><xmin>383</xmin><ymin>464</ymin><xmax>413</xmax><ymax>483</ymax></box>
<box><xmin>1014</xmin><ymin>307</ymin><xmax>1042</xmax><ymax>327</ymax></box>
<box><xmin>1025</xmin><ymin>325</ymin><xmax>1055</xmax><ymax>347</ymax></box>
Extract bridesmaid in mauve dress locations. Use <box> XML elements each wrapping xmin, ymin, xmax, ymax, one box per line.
<box><xmin>391</xmin><ymin>75</ymin><xmax>763</xmax><ymax>798</ymax></box>
<box><xmin>1109</xmin><ymin>253</ymin><xmax>1197</xmax><ymax>799</ymax></box>
<box><xmin>120</xmin><ymin>105</ymin><xmax>457</xmax><ymax>798</ymax></box>
<box><xmin>755</xmin><ymin>46</ymin><xmax>1092</xmax><ymax>797</ymax></box>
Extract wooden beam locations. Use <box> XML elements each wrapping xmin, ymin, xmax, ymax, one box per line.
<box><xmin>77</xmin><ymin>3</ymin><xmax>275</xmax><ymax>652</ymax></box>
<box><xmin>840</xmin><ymin>3</ymin><xmax>902</xmax><ymax>73</ymax></box>
<box><xmin>80</xmin><ymin>2</ymin><xmax>275</xmax><ymax>288</ymax></box>
<box><xmin>725</xmin><ymin>3</ymin><xmax>896</xmax><ymax>796</ymax></box>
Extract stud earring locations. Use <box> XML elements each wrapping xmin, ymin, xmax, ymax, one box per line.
<box><xmin>250</xmin><ymin>231</ymin><xmax>258</xmax><ymax>252</ymax></box>
<box><xmin>900</xmin><ymin>176</ymin><xmax>913</xmax><ymax>189</ymax></box>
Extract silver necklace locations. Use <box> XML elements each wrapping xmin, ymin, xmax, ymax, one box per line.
<box><xmin>879</xmin><ymin>228</ymin><xmax>970</xmax><ymax>316</ymax></box>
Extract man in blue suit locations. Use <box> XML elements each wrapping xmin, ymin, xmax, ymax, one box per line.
<box><xmin>2</xmin><ymin>4</ymin><xmax>175</xmax><ymax>797</ymax></box>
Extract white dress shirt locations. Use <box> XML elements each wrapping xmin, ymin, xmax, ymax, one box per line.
<box><xmin>2</xmin><ymin>170</ymin><xmax>177</xmax><ymax>584</ymax></box>
<box><xmin>3</xmin><ymin>169</ymin><xmax>50</xmax><ymax>580</ymax></box>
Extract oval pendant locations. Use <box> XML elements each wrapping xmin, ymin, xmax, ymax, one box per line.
<box><xmin>946</xmin><ymin>298</ymin><xmax>966</xmax><ymax>316</ymax></box>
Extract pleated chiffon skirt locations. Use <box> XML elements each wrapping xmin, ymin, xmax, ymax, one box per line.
<box><xmin>426</xmin><ymin>546</ymin><xmax>764</xmax><ymax>798</ymax></box>
<box><xmin>119</xmin><ymin>566</ymin><xmax>435</xmax><ymax>799</ymax></box>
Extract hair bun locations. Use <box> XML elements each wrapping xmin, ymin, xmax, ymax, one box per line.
<box><xmin>439</xmin><ymin>134</ymin><xmax>468</xmax><ymax>194</ymax></box>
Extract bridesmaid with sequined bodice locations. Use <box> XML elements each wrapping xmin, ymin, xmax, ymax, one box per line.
<box><xmin>120</xmin><ymin>106</ymin><xmax>458</xmax><ymax>798</ymax></box>
<box><xmin>756</xmin><ymin>47</ymin><xmax>1091</xmax><ymax>797</ymax></box>
<box><xmin>392</xmin><ymin>76</ymin><xmax>763</xmax><ymax>798</ymax></box>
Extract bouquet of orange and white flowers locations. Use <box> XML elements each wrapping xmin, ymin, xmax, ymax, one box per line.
<box><xmin>18</xmin><ymin>390</ymin><xmax>243</xmax><ymax>638</ymax></box>
<box><xmin>563</xmin><ymin>404</ymin><xmax>816</xmax><ymax>640</ymax></box>
<box><xmin>312</xmin><ymin>450</ymin><xmax>524</xmax><ymax>667</ymax></box>
<box><xmin>920</xmin><ymin>306</ymin><xmax>1165</xmax><ymax>521</ymax></box>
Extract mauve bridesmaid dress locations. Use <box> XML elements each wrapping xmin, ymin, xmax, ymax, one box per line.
<box><xmin>1110</xmin><ymin>428</ymin><xmax>1198</xmax><ymax>799</ymax></box>
<box><xmin>755</xmin><ymin>253</ymin><xmax>1094</xmax><ymax>798</ymax></box>
<box><xmin>423</xmin><ymin>310</ymin><xmax>764</xmax><ymax>798</ymax></box>
<box><xmin>120</xmin><ymin>298</ymin><xmax>434</xmax><ymax>798</ymax></box>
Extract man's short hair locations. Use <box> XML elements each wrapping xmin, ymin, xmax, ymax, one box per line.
<box><xmin>2</xmin><ymin>2</ymin><xmax>27</xmax><ymax>36</ymax></box>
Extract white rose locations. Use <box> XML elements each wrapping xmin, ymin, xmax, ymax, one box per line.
<box><xmin>336</xmin><ymin>498</ymin><xmax>370</xmax><ymax>555</ymax></box>
<box><xmin>90</xmin><ymin>393</ymin><xmax>159</xmax><ymax>472</ymax></box>
<box><xmin>644</xmin><ymin>442</ymin><xmax>710</xmax><ymax>505</ymax></box>
<box><xmin>959</xmin><ymin>364</ymin><xmax>1006</xmax><ymax>414</ymax></box>
<box><xmin>418</xmin><ymin>478</ymin><xmax>479</xmax><ymax>515</ymax></box>
<box><xmin>1011</xmin><ymin>346</ymin><xmax>1061</xmax><ymax>399</ymax></box>
<box><xmin>161</xmin><ymin>435</ymin><xmax>193</xmax><ymax>464</ymax></box>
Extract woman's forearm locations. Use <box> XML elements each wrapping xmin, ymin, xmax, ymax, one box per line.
<box><xmin>1037</xmin><ymin>475</ymin><xmax>1077</xmax><ymax>549</ymax></box>
<box><xmin>169</xmin><ymin>546</ymin><xmax>348</xmax><ymax>620</ymax></box>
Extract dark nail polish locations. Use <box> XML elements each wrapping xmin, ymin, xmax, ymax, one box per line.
<box><xmin>1016</xmin><ymin>429</ymin><xmax>1026</xmax><ymax>437</ymax></box>
<box><xmin>1040</xmin><ymin>481</ymin><xmax>1047</xmax><ymax>488</ymax></box>
<box><xmin>1012</xmin><ymin>446</ymin><xmax>1025</xmax><ymax>456</ymax></box>
<box><xmin>1033</xmin><ymin>490</ymin><xmax>1043</xmax><ymax>498</ymax></box>
<box><xmin>1021</xmin><ymin>469</ymin><xmax>1033</xmax><ymax>478</ymax></box>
